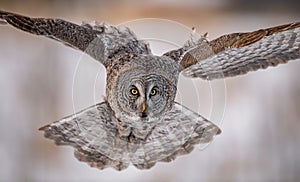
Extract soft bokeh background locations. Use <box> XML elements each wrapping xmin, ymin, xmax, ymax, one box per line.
<box><xmin>0</xmin><ymin>1</ymin><xmax>299</xmax><ymax>181</ymax></box>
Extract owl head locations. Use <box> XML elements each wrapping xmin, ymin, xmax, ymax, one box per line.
<box><xmin>106</xmin><ymin>54</ymin><xmax>180</xmax><ymax>138</ymax></box>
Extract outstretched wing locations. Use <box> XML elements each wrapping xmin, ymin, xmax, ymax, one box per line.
<box><xmin>0</xmin><ymin>10</ymin><xmax>149</xmax><ymax>66</ymax></box>
<box><xmin>170</xmin><ymin>22</ymin><xmax>300</xmax><ymax>80</ymax></box>
<box><xmin>39</xmin><ymin>102</ymin><xmax>220</xmax><ymax>171</ymax></box>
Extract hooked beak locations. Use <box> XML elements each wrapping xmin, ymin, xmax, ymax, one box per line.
<box><xmin>141</xmin><ymin>102</ymin><xmax>147</xmax><ymax>112</ymax></box>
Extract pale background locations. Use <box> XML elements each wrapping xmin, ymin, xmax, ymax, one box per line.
<box><xmin>0</xmin><ymin>0</ymin><xmax>299</xmax><ymax>181</ymax></box>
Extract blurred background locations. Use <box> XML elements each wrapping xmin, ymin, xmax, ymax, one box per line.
<box><xmin>0</xmin><ymin>0</ymin><xmax>300</xmax><ymax>181</ymax></box>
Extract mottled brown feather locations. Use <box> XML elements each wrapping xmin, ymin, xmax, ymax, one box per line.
<box><xmin>177</xmin><ymin>23</ymin><xmax>300</xmax><ymax>70</ymax></box>
<box><xmin>183</xmin><ymin>22</ymin><xmax>300</xmax><ymax>80</ymax></box>
<box><xmin>210</xmin><ymin>22</ymin><xmax>300</xmax><ymax>54</ymax></box>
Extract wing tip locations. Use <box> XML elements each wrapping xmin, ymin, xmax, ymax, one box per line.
<box><xmin>0</xmin><ymin>10</ymin><xmax>7</xmax><ymax>24</ymax></box>
<box><xmin>38</xmin><ymin>124</ymin><xmax>50</xmax><ymax>131</ymax></box>
<box><xmin>217</xmin><ymin>127</ymin><xmax>222</xmax><ymax>135</ymax></box>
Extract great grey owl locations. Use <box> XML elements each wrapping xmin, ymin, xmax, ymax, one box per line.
<box><xmin>1</xmin><ymin>10</ymin><xmax>299</xmax><ymax>170</ymax></box>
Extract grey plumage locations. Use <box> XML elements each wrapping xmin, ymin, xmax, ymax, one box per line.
<box><xmin>166</xmin><ymin>22</ymin><xmax>300</xmax><ymax>79</ymax></box>
<box><xmin>40</xmin><ymin>102</ymin><xmax>220</xmax><ymax>170</ymax></box>
<box><xmin>182</xmin><ymin>25</ymin><xmax>300</xmax><ymax>79</ymax></box>
<box><xmin>1</xmin><ymin>10</ymin><xmax>299</xmax><ymax>170</ymax></box>
<box><xmin>0</xmin><ymin>10</ymin><xmax>150</xmax><ymax>65</ymax></box>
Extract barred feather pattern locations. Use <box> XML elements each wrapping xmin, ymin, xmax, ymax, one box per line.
<box><xmin>183</xmin><ymin>26</ymin><xmax>300</xmax><ymax>80</ymax></box>
<box><xmin>39</xmin><ymin>102</ymin><xmax>220</xmax><ymax>170</ymax></box>
<box><xmin>4</xmin><ymin>9</ymin><xmax>299</xmax><ymax>171</ymax></box>
<box><xmin>0</xmin><ymin>10</ymin><xmax>150</xmax><ymax>66</ymax></box>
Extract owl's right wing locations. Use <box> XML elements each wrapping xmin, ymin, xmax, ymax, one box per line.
<box><xmin>0</xmin><ymin>10</ymin><xmax>149</xmax><ymax>66</ymax></box>
<box><xmin>175</xmin><ymin>22</ymin><xmax>300</xmax><ymax>80</ymax></box>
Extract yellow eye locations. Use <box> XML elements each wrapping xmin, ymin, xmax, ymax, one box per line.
<box><xmin>131</xmin><ymin>88</ymin><xmax>139</xmax><ymax>95</ymax></box>
<box><xmin>150</xmin><ymin>88</ymin><xmax>157</xmax><ymax>96</ymax></box>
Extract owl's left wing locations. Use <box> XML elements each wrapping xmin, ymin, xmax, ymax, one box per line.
<box><xmin>177</xmin><ymin>22</ymin><xmax>300</xmax><ymax>80</ymax></box>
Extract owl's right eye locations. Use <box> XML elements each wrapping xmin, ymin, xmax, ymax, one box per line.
<box><xmin>130</xmin><ymin>88</ymin><xmax>139</xmax><ymax>95</ymax></box>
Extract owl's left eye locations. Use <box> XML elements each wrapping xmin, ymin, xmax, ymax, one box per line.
<box><xmin>150</xmin><ymin>88</ymin><xmax>157</xmax><ymax>96</ymax></box>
